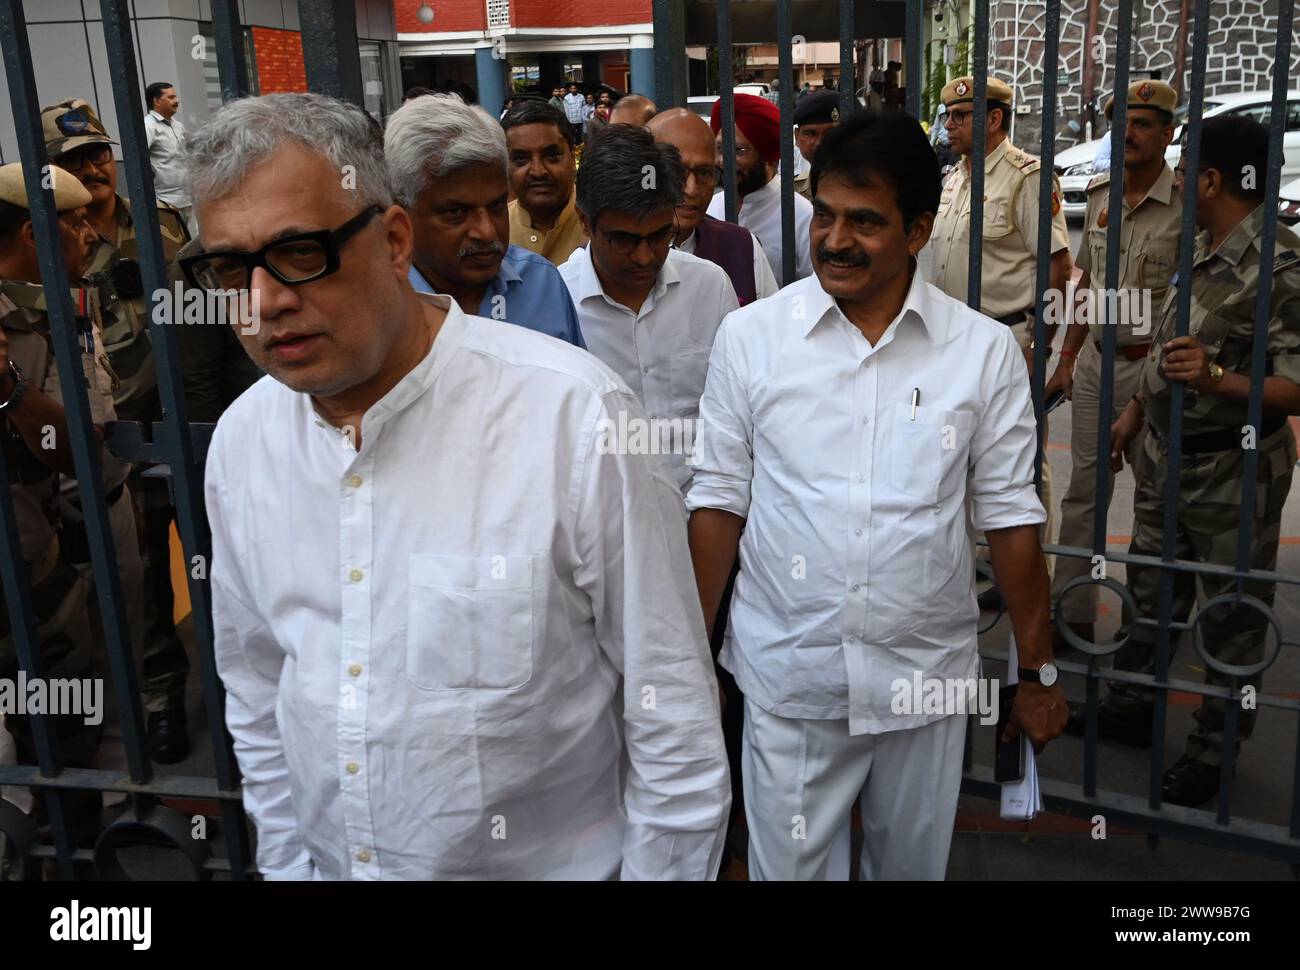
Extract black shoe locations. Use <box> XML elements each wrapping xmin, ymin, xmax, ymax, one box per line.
<box><xmin>1063</xmin><ymin>700</ymin><xmax>1153</xmax><ymax>747</ymax></box>
<box><xmin>977</xmin><ymin>586</ymin><xmax>1004</xmax><ymax>611</ymax></box>
<box><xmin>147</xmin><ymin>708</ymin><xmax>190</xmax><ymax>765</ymax></box>
<box><xmin>1162</xmin><ymin>755</ymin><xmax>1221</xmax><ymax>808</ymax></box>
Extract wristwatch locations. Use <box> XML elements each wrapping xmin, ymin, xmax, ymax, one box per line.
<box><xmin>0</xmin><ymin>360</ymin><xmax>28</xmax><ymax>413</ymax></box>
<box><xmin>1208</xmin><ymin>362</ymin><xmax>1224</xmax><ymax>384</ymax></box>
<box><xmin>1018</xmin><ymin>661</ymin><xmax>1059</xmax><ymax>687</ymax></box>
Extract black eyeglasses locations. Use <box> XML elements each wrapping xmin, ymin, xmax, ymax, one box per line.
<box><xmin>55</xmin><ymin>144</ymin><xmax>114</xmax><ymax>173</ymax></box>
<box><xmin>180</xmin><ymin>206</ymin><xmax>383</xmax><ymax>292</ymax></box>
<box><xmin>599</xmin><ymin>221</ymin><xmax>677</xmax><ymax>256</ymax></box>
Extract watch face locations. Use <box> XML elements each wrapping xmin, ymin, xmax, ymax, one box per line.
<box><xmin>1039</xmin><ymin>662</ymin><xmax>1059</xmax><ymax>688</ymax></box>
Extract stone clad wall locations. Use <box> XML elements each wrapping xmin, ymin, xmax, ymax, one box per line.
<box><xmin>982</xmin><ymin>0</ymin><xmax>1298</xmax><ymax>155</ymax></box>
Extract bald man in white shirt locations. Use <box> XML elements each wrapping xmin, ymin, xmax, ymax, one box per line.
<box><xmin>687</xmin><ymin>110</ymin><xmax>1067</xmax><ymax>881</ymax></box>
<box><xmin>186</xmin><ymin>93</ymin><xmax>730</xmax><ymax>881</ymax></box>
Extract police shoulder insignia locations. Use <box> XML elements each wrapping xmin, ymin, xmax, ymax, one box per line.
<box><xmin>1051</xmin><ymin>190</ymin><xmax>1061</xmax><ymax>216</ymax></box>
<box><xmin>1275</xmin><ymin>250</ymin><xmax>1300</xmax><ymax>273</ymax></box>
<box><xmin>1086</xmin><ymin>173</ymin><xmax>1110</xmax><ymax>192</ymax></box>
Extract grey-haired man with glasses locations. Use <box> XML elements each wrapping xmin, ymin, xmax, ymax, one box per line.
<box><xmin>558</xmin><ymin>125</ymin><xmax>739</xmax><ymax>495</ymax></box>
<box><xmin>188</xmin><ymin>93</ymin><xmax>730</xmax><ymax>880</ymax></box>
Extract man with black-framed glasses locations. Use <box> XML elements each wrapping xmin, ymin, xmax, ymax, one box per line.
<box><xmin>193</xmin><ymin>93</ymin><xmax>730</xmax><ymax>880</ymax></box>
<box><xmin>41</xmin><ymin>97</ymin><xmax>193</xmax><ymax>766</ymax></box>
<box><xmin>558</xmin><ymin>125</ymin><xmax>739</xmax><ymax>495</ymax></box>
<box><xmin>648</xmin><ymin>109</ymin><xmax>778</xmax><ymax>307</ymax></box>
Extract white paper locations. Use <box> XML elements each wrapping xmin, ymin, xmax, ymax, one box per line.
<box><xmin>1000</xmin><ymin>634</ymin><xmax>1044</xmax><ymax>820</ymax></box>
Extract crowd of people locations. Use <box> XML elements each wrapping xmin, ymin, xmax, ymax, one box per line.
<box><xmin>1</xmin><ymin>64</ymin><xmax>1297</xmax><ymax>880</ymax></box>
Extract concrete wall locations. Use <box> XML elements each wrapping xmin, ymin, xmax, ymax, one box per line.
<box><xmin>0</xmin><ymin>0</ymin><xmax>398</xmax><ymax>165</ymax></box>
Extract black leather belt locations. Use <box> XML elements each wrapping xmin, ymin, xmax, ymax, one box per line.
<box><xmin>995</xmin><ymin>311</ymin><xmax>1029</xmax><ymax>327</ymax></box>
<box><xmin>1147</xmin><ymin>415</ymin><xmax>1287</xmax><ymax>454</ymax></box>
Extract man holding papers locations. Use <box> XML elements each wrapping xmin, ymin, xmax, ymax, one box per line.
<box><xmin>686</xmin><ymin>110</ymin><xmax>1068</xmax><ymax>880</ymax></box>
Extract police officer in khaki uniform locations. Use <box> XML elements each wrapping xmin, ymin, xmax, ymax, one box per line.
<box><xmin>1045</xmin><ymin>80</ymin><xmax>1183</xmax><ymax>651</ymax></box>
<box><xmin>0</xmin><ymin>163</ymin><xmax>132</xmax><ymax>842</ymax></box>
<box><xmin>42</xmin><ymin>98</ymin><xmax>190</xmax><ymax>763</ymax></box>
<box><xmin>1068</xmin><ymin>115</ymin><xmax>1300</xmax><ymax>807</ymax></box>
<box><xmin>930</xmin><ymin>75</ymin><xmax>1072</xmax><ymax>603</ymax></box>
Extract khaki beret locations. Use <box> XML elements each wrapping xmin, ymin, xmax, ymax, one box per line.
<box><xmin>41</xmin><ymin>98</ymin><xmax>116</xmax><ymax>157</ymax></box>
<box><xmin>1104</xmin><ymin>79</ymin><xmax>1178</xmax><ymax>119</ymax></box>
<box><xmin>941</xmin><ymin>75</ymin><xmax>1013</xmax><ymax>107</ymax></box>
<box><xmin>0</xmin><ymin>162</ymin><xmax>93</xmax><ymax>211</ymax></box>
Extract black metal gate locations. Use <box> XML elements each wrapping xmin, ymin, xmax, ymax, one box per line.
<box><xmin>676</xmin><ymin>0</ymin><xmax>1300</xmax><ymax>867</ymax></box>
<box><xmin>0</xmin><ymin>0</ymin><xmax>370</xmax><ymax>881</ymax></box>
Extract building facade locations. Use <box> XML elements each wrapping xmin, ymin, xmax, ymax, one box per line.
<box><xmin>394</xmin><ymin>0</ymin><xmax>655</xmax><ymax>115</ymax></box>
<box><xmin>0</xmin><ymin>0</ymin><xmax>400</xmax><ymax>167</ymax></box>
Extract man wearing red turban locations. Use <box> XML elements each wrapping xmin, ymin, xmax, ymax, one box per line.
<box><xmin>706</xmin><ymin>93</ymin><xmax>814</xmax><ymax>287</ymax></box>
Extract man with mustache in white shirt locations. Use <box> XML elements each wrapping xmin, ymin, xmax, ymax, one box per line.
<box><xmin>687</xmin><ymin>109</ymin><xmax>1067</xmax><ymax>880</ymax></box>
<box><xmin>186</xmin><ymin>93</ymin><xmax>730</xmax><ymax>880</ymax></box>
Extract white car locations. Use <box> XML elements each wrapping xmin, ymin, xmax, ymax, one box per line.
<box><xmin>688</xmin><ymin>95</ymin><xmax>718</xmax><ymax>120</ymax></box>
<box><xmin>1280</xmin><ymin>175</ymin><xmax>1300</xmax><ymax>226</ymax></box>
<box><xmin>1054</xmin><ymin>135</ymin><xmax>1110</xmax><ymax>219</ymax></box>
<box><xmin>1164</xmin><ymin>90</ymin><xmax>1300</xmax><ymax>181</ymax></box>
<box><xmin>735</xmin><ymin>83</ymin><xmax>771</xmax><ymax>97</ymax></box>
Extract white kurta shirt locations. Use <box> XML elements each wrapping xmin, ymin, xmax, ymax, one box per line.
<box><xmin>676</xmin><ymin>225</ymin><xmax>780</xmax><ymax>301</ymax></box>
<box><xmin>685</xmin><ymin>271</ymin><xmax>1045</xmax><ymax>736</ymax></box>
<box><xmin>707</xmin><ymin>174</ymin><xmax>814</xmax><ymax>286</ymax></box>
<box><xmin>559</xmin><ymin>247</ymin><xmax>739</xmax><ymax>493</ymax></box>
<box><xmin>207</xmin><ymin>295</ymin><xmax>730</xmax><ymax>880</ymax></box>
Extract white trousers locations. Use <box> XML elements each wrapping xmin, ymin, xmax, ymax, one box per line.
<box><xmin>743</xmin><ymin>698</ymin><xmax>966</xmax><ymax>880</ymax></box>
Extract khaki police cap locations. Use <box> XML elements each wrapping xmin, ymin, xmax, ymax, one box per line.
<box><xmin>41</xmin><ymin>98</ymin><xmax>116</xmax><ymax>157</ymax></box>
<box><xmin>0</xmin><ymin>162</ymin><xmax>93</xmax><ymax>212</ymax></box>
<box><xmin>1104</xmin><ymin>79</ymin><xmax>1178</xmax><ymax>119</ymax></box>
<box><xmin>941</xmin><ymin>75</ymin><xmax>1013</xmax><ymax>107</ymax></box>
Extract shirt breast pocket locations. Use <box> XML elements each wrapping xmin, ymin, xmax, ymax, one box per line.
<box><xmin>406</xmin><ymin>553</ymin><xmax>535</xmax><ymax>691</ymax></box>
<box><xmin>887</xmin><ymin>404</ymin><xmax>975</xmax><ymax>506</ymax></box>
<box><xmin>668</xmin><ymin>346</ymin><xmax>711</xmax><ymax>417</ymax></box>
<box><xmin>982</xmin><ymin>200</ymin><xmax>1014</xmax><ymax>241</ymax></box>
<box><xmin>1137</xmin><ymin>240</ymin><xmax>1177</xmax><ymax>293</ymax></box>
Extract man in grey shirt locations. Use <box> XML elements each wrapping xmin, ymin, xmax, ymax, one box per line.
<box><xmin>143</xmin><ymin>81</ymin><xmax>194</xmax><ymax>234</ymax></box>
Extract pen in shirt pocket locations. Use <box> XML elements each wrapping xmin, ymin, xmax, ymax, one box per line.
<box><xmin>910</xmin><ymin>387</ymin><xmax>920</xmax><ymax>421</ymax></box>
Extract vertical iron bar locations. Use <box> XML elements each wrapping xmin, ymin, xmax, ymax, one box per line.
<box><xmin>1084</xmin><ymin>660</ymin><xmax>1099</xmax><ymax>796</ymax></box>
<box><xmin>839</xmin><ymin>0</ymin><xmax>855</xmax><ymax>119</ymax></box>
<box><xmin>212</xmin><ymin>0</ymin><xmax>250</xmax><ymax>104</ymax></box>
<box><xmin>967</xmin><ymin>0</ymin><xmax>988</xmax><ymax>309</ymax></box>
<box><xmin>777</xmin><ymin>0</ymin><xmax>795</xmax><ymax>286</ymax></box>
<box><xmin>1233</xmin><ymin>0</ymin><xmax>1294</xmax><ymax>575</ymax></box>
<box><xmin>652</xmin><ymin>0</ymin><xmax>686</xmax><ymax>109</ymax></box>
<box><xmin>298</xmin><ymin>0</ymin><xmax>364</xmax><ymax>106</ymax></box>
<box><xmin>1031</xmin><ymin>0</ymin><xmax>1062</xmax><ymax>495</ymax></box>
<box><xmin>718</xmin><ymin>0</ymin><xmax>738</xmax><ymax>223</ymax></box>
<box><xmin>1094</xmin><ymin>0</ymin><xmax>1131</xmax><ymax>559</ymax></box>
<box><xmin>1216</xmin><ymin>691</ymin><xmax>1238</xmax><ymax>825</ymax></box>
<box><xmin>1291</xmin><ymin>710</ymin><xmax>1300</xmax><ymax>838</ymax></box>
<box><xmin>99</xmin><ymin>0</ymin><xmax>253</xmax><ymax>877</ymax></box>
<box><xmin>1151</xmin><ymin>0</ymin><xmax>1211</xmax><ymax>810</ymax></box>
<box><xmin>905</xmin><ymin>0</ymin><xmax>922</xmax><ymax>119</ymax></box>
<box><xmin>13</xmin><ymin>0</ymin><xmax>152</xmax><ymax>789</ymax></box>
